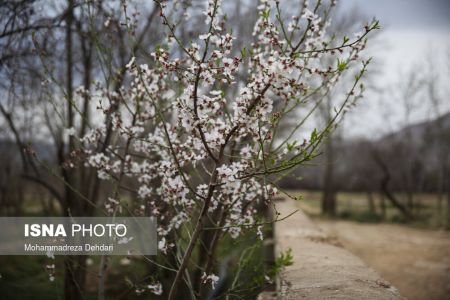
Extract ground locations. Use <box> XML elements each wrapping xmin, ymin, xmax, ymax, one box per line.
<box><xmin>289</xmin><ymin>190</ymin><xmax>450</xmax><ymax>300</ymax></box>
<box><xmin>315</xmin><ymin>219</ymin><xmax>450</xmax><ymax>300</ymax></box>
<box><xmin>275</xmin><ymin>199</ymin><xmax>405</xmax><ymax>300</ymax></box>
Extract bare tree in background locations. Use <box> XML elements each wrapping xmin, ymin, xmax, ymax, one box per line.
<box><xmin>425</xmin><ymin>50</ymin><xmax>450</xmax><ymax>227</ymax></box>
<box><xmin>318</xmin><ymin>8</ymin><xmax>370</xmax><ymax>216</ymax></box>
<box><xmin>370</xmin><ymin>50</ymin><xmax>450</xmax><ymax>223</ymax></box>
<box><xmin>0</xmin><ymin>1</ymin><xmax>163</xmax><ymax>298</ymax></box>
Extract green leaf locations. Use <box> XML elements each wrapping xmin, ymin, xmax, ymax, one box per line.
<box><xmin>240</xmin><ymin>47</ymin><xmax>247</xmax><ymax>58</ymax></box>
<box><xmin>371</xmin><ymin>20</ymin><xmax>381</xmax><ymax>30</ymax></box>
<box><xmin>295</xmin><ymin>194</ymin><xmax>304</xmax><ymax>201</ymax></box>
<box><xmin>275</xmin><ymin>248</ymin><xmax>294</xmax><ymax>268</ymax></box>
<box><xmin>343</xmin><ymin>36</ymin><xmax>349</xmax><ymax>45</ymax></box>
<box><xmin>310</xmin><ymin>128</ymin><xmax>318</xmax><ymax>143</ymax></box>
<box><xmin>268</xmin><ymin>248</ymin><xmax>294</xmax><ymax>279</ymax></box>
<box><xmin>287</xmin><ymin>140</ymin><xmax>298</xmax><ymax>152</ymax></box>
<box><xmin>337</xmin><ymin>59</ymin><xmax>347</xmax><ymax>72</ymax></box>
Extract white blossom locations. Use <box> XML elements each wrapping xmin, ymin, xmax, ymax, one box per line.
<box><xmin>202</xmin><ymin>272</ymin><xmax>220</xmax><ymax>289</ymax></box>
<box><xmin>147</xmin><ymin>282</ymin><xmax>163</xmax><ymax>295</ymax></box>
<box><xmin>76</xmin><ymin>0</ymin><xmax>374</xmax><ymax>290</ymax></box>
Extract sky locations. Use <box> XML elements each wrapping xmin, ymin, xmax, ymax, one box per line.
<box><xmin>336</xmin><ymin>0</ymin><xmax>450</xmax><ymax>138</ymax></box>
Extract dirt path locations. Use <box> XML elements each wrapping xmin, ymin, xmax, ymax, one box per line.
<box><xmin>315</xmin><ymin>219</ymin><xmax>450</xmax><ymax>300</ymax></box>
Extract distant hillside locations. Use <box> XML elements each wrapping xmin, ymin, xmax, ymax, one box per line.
<box><xmin>379</xmin><ymin>112</ymin><xmax>450</xmax><ymax>148</ymax></box>
<box><xmin>282</xmin><ymin>112</ymin><xmax>450</xmax><ymax>192</ymax></box>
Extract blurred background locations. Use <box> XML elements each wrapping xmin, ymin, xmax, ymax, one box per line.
<box><xmin>0</xmin><ymin>0</ymin><xmax>449</xmax><ymax>299</ymax></box>
<box><xmin>280</xmin><ymin>1</ymin><xmax>450</xmax><ymax>299</ymax></box>
<box><xmin>280</xmin><ymin>0</ymin><xmax>450</xmax><ymax>227</ymax></box>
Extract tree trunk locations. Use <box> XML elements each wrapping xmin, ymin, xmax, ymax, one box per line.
<box><xmin>379</xmin><ymin>194</ymin><xmax>386</xmax><ymax>219</ymax></box>
<box><xmin>63</xmin><ymin>1</ymin><xmax>87</xmax><ymax>299</ymax></box>
<box><xmin>64</xmin><ymin>256</ymin><xmax>87</xmax><ymax>300</ymax></box>
<box><xmin>322</xmin><ymin>137</ymin><xmax>336</xmax><ymax>216</ymax></box>
<box><xmin>372</xmin><ymin>150</ymin><xmax>413</xmax><ymax>221</ymax></box>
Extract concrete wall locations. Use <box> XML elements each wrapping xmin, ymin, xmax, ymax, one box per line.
<box><xmin>273</xmin><ymin>198</ymin><xmax>406</xmax><ymax>299</ymax></box>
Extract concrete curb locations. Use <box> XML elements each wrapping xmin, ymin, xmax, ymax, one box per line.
<box><xmin>273</xmin><ymin>198</ymin><xmax>406</xmax><ymax>300</ymax></box>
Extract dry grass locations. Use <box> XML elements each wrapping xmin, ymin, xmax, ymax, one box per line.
<box><xmin>288</xmin><ymin>190</ymin><xmax>450</xmax><ymax>229</ymax></box>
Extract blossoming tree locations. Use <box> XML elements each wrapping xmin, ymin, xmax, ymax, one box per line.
<box><xmin>59</xmin><ymin>0</ymin><xmax>378</xmax><ymax>298</ymax></box>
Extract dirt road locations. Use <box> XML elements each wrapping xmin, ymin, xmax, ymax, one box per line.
<box><xmin>315</xmin><ymin>220</ymin><xmax>450</xmax><ymax>300</ymax></box>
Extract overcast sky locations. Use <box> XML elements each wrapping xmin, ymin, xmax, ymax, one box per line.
<box><xmin>336</xmin><ymin>0</ymin><xmax>450</xmax><ymax>138</ymax></box>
